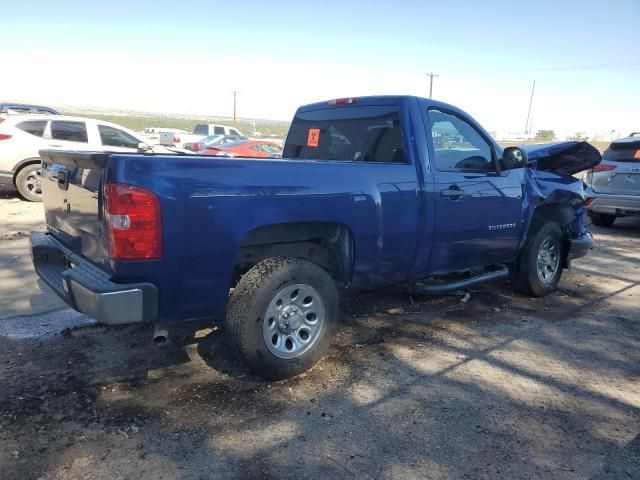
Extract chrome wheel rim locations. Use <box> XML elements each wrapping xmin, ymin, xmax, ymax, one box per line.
<box><xmin>262</xmin><ymin>283</ymin><xmax>325</xmax><ymax>359</ymax></box>
<box><xmin>537</xmin><ymin>237</ymin><xmax>560</xmax><ymax>283</ymax></box>
<box><xmin>24</xmin><ymin>169</ymin><xmax>42</xmax><ymax>197</ymax></box>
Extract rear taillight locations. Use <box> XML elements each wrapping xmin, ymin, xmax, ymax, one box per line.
<box><xmin>584</xmin><ymin>198</ymin><xmax>594</xmax><ymax>207</ymax></box>
<box><xmin>172</xmin><ymin>135</ymin><xmax>180</xmax><ymax>144</ymax></box>
<box><xmin>0</xmin><ymin>134</ymin><xmax>12</xmax><ymax>141</ymax></box>
<box><xmin>105</xmin><ymin>183</ymin><xmax>162</xmax><ymax>260</ymax></box>
<box><xmin>328</xmin><ymin>97</ymin><xmax>359</xmax><ymax>105</ymax></box>
<box><xmin>592</xmin><ymin>164</ymin><xmax>617</xmax><ymax>172</ymax></box>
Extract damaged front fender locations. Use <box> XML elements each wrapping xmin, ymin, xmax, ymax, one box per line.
<box><xmin>518</xmin><ymin>141</ymin><xmax>601</xmax><ymax>260</ymax></box>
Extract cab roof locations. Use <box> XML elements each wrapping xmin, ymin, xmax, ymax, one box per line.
<box><xmin>296</xmin><ymin>95</ymin><xmax>461</xmax><ymax>113</ymax></box>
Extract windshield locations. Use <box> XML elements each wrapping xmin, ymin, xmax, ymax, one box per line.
<box><xmin>216</xmin><ymin>140</ymin><xmax>249</xmax><ymax>149</ymax></box>
<box><xmin>201</xmin><ymin>135</ymin><xmax>224</xmax><ymax>145</ymax></box>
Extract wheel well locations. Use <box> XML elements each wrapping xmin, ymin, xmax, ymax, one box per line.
<box><xmin>531</xmin><ymin>204</ymin><xmax>576</xmax><ymax>229</ymax></box>
<box><xmin>530</xmin><ymin>204</ymin><xmax>579</xmax><ymax>268</ymax></box>
<box><xmin>234</xmin><ymin>222</ymin><xmax>354</xmax><ymax>287</ymax></box>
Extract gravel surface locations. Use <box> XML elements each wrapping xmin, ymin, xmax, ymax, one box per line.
<box><xmin>0</xmin><ymin>190</ymin><xmax>638</xmax><ymax>480</ymax></box>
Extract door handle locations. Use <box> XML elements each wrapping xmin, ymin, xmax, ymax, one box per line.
<box><xmin>441</xmin><ymin>186</ymin><xmax>464</xmax><ymax>199</ymax></box>
<box><xmin>57</xmin><ymin>168</ymin><xmax>70</xmax><ymax>191</ymax></box>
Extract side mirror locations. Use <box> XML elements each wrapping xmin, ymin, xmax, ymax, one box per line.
<box><xmin>137</xmin><ymin>142</ymin><xmax>152</xmax><ymax>152</ymax></box>
<box><xmin>501</xmin><ymin>146</ymin><xmax>528</xmax><ymax>170</ymax></box>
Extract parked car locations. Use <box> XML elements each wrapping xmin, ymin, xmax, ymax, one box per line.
<box><xmin>584</xmin><ymin>132</ymin><xmax>640</xmax><ymax>226</ymax></box>
<box><xmin>183</xmin><ymin>134</ymin><xmax>248</xmax><ymax>152</ymax></box>
<box><xmin>201</xmin><ymin>140</ymin><xmax>283</xmax><ymax>158</ymax></box>
<box><xmin>159</xmin><ymin>124</ymin><xmax>243</xmax><ymax>148</ymax></box>
<box><xmin>0</xmin><ymin>103</ymin><xmax>60</xmax><ymax>116</ymax></box>
<box><xmin>31</xmin><ymin>95</ymin><xmax>598</xmax><ymax>380</ymax></box>
<box><xmin>0</xmin><ymin>114</ymin><xmax>163</xmax><ymax>201</ymax></box>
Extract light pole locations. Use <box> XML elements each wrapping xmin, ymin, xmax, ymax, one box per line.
<box><xmin>426</xmin><ymin>72</ymin><xmax>439</xmax><ymax>98</ymax></box>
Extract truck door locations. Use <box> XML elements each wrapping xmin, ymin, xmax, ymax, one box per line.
<box><xmin>424</xmin><ymin>108</ymin><xmax>524</xmax><ymax>273</ymax></box>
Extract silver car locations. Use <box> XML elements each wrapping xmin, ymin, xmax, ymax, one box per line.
<box><xmin>585</xmin><ymin>132</ymin><xmax>640</xmax><ymax>226</ymax></box>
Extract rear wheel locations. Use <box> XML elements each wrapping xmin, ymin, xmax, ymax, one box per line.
<box><xmin>225</xmin><ymin>257</ymin><xmax>339</xmax><ymax>380</ymax></box>
<box><xmin>15</xmin><ymin>163</ymin><xmax>42</xmax><ymax>202</ymax></box>
<box><xmin>510</xmin><ymin>221</ymin><xmax>564</xmax><ymax>297</ymax></box>
<box><xmin>589</xmin><ymin>212</ymin><xmax>616</xmax><ymax>227</ymax></box>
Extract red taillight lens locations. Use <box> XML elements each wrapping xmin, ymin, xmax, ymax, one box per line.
<box><xmin>584</xmin><ymin>198</ymin><xmax>594</xmax><ymax>207</ymax></box>
<box><xmin>592</xmin><ymin>164</ymin><xmax>617</xmax><ymax>171</ymax></box>
<box><xmin>105</xmin><ymin>183</ymin><xmax>162</xmax><ymax>260</ymax></box>
<box><xmin>0</xmin><ymin>133</ymin><xmax>12</xmax><ymax>141</ymax></box>
<box><xmin>172</xmin><ymin>135</ymin><xmax>180</xmax><ymax>144</ymax></box>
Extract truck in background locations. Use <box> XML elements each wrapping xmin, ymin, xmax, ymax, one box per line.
<box><xmin>159</xmin><ymin>123</ymin><xmax>243</xmax><ymax>148</ymax></box>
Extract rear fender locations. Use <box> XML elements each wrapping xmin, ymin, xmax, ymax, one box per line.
<box><xmin>235</xmin><ymin>222</ymin><xmax>355</xmax><ymax>287</ymax></box>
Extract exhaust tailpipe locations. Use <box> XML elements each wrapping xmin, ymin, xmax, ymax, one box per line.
<box><xmin>153</xmin><ymin>326</ymin><xmax>169</xmax><ymax>346</ymax></box>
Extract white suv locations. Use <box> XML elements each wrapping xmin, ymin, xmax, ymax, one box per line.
<box><xmin>0</xmin><ymin>115</ymin><xmax>150</xmax><ymax>201</ymax></box>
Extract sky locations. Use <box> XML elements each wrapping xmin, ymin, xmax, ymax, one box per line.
<box><xmin>2</xmin><ymin>0</ymin><xmax>639</xmax><ymax>139</ymax></box>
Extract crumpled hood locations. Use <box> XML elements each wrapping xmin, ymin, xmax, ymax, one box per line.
<box><xmin>523</xmin><ymin>141</ymin><xmax>602</xmax><ymax>176</ymax></box>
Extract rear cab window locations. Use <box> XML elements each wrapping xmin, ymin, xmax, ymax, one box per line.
<box><xmin>283</xmin><ymin>105</ymin><xmax>406</xmax><ymax>163</ymax></box>
<box><xmin>214</xmin><ymin>126</ymin><xmax>225</xmax><ymax>135</ymax></box>
<box><xmin>51</xmin><ymin>121</ymin><xmax>88</xmax><ymax>142</ymax></box>
<box><xmin>16</xmin><ymin>120</ymin><xmax>48</xmax><ymax>137</ymax></box>
<box><xmin>193</xmin><ymin>124</ymin><xmax>209</xmax><ymax>135</ymax></box>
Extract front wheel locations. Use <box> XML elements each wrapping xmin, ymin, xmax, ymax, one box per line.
<box><xmin>15</xmin><ymin>163</ymin><xmax>43</xmax><ymax>202</ymax></box>
<box><xmin>510</xmin><ymin>221</ymin><xmax>564</xmax><ymax>297</ymax></box>
<box><xmin>225</xmin><ymin>257</ymin><xmax>339</xmax><ymax>380</ymax></box>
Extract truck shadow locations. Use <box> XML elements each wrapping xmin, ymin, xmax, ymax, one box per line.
<box><xmin>2</xmin><ymin>266</ymin><xmax>638</xmax><ymax>479</ymax></box>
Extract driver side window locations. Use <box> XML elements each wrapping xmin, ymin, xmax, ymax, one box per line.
<box><xmin>428</xmin><ymin>110</ymin><xmax>494</xmax><ymax>172</ymax></box>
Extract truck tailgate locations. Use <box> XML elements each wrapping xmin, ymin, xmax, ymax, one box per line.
<box><xmin>39</xmin><ymin>150</ymin><xmax>110</xmax><ymax>268</ymax></box>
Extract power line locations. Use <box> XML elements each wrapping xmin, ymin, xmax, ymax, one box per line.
<box><xmin>445</xmin><ymin>62</ymin><xmax>640</xmax><ymax>75</ymax></box>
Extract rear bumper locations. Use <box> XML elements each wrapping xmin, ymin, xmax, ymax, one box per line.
<box><xmin>30</xmin><ymin>232</ymin><xmax>157</xmax><ymax>325</ymax></box>
<box><xmin>585</xmin><ymin>189</ymin><xmax>640</xmax><ymax>216</ymax></box>
<box><xmin>567</xmin><ymin>232</ymin><xmax>594</xmax><ymax>261</ymax></box>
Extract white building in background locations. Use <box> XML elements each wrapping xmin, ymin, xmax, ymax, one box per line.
<box><xmin>493</xmin><ymin>131</ymin><xmax>536</xmax><ymax>142</ymax></box>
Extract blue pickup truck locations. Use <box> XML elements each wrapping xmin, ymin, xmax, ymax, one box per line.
<box><xmin>31</xmin><ymin>96</ymin><xmax>599</xmax><ymax>379</ymax></box>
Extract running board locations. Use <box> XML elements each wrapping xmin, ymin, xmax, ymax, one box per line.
<box><xmin>413</xmin><ymin>266</ymin><xmax>510</xmax><ymax>295</ymax></box>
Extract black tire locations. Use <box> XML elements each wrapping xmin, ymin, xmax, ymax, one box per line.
<box><xmin>510</xmin><ymin>221</ymin><xmax>564</xmax><ymax>297</ymax></box>
<box><xmin>15</xmin><ymin>162</ymin><xmax>43</xmax><ymax>202</ymax></box>
<box><xmin>225</xmin><ymin>257</ymin><xmax>339</xmax><ymax>380</ymax></box>
<box><xmin>589</xmin><ymin>212</ymin><xmax>616</xmax><ymax>227</ymax></box>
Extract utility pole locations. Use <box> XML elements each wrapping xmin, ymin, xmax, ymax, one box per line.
<box><xmin>426</xmin><ymin>72</ymin><xmax>439</xmax><ymax>98</ymax></box>
<box><xmin>522</xmin><ymin>80</ymin><xmax>536</xmax><ymax>145</ymax></box>
<box><xmin>233</xmin><ymin>91</ymin><xmax>237</xmax><ymax>126</ymax></box>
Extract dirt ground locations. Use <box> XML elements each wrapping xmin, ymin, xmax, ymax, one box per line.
<box><xmin>0</xmin><ymin>188</ymin><xmax>638</xmax><ymax>480</ymax></box>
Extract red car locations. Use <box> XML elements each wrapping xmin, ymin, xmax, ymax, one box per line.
<box><xmin>201</xmin><ymin>140</ymin><xmax>282</xmax><ymax>158</ymax></box>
